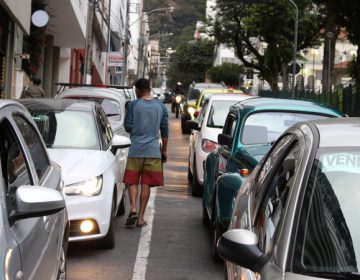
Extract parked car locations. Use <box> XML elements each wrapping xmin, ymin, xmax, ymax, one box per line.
<box><xmin>187</xmin><ymin>94</ymin><xmax>253</xmax><ymax>196</ymax></box>
<box><xmin>203</xmin><ymin>98</ymin><xmax>344</xmax><ymax>260</ymax></box>
<box><xmin>0</xmin><ymin>100</ymin><xmax>68</xmax><ymax>279</ymax></box>
<box><xmin>20</xmin><ymin>98</ymin><xmax>131</xmax><ymax>249</ymax></box>
<box><xmin>56</xmin><ymin>87</ymin><xmax>128</xmax><ymax>136</ymax></box>
<box><xmin>181</xmin><ymin>87</ymin><xmax>242</xmax><ymax>134</ymax></box>
<box><xmin>151</xmin><ymin>87</ymin><xmax>165</xmax><ymax>102</ymax></box>
<box><xmin>219</xmin><ymin>118</ymin><xmax>360</xmax><ymax>280</ymax></box>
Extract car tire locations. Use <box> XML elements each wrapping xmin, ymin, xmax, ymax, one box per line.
<box><xmin>117</xmin><ymin>192</ymin><xmax>126</xmax><ymax>216</ymax></box>
<box><xmin>211</xmin><ymin>218</ymin><xmax>222</xmax><ymax>263</ymax></box>
<box><xmin>202</xmin><ymin>204</ymin><xmax>210</xmax><ymax>226</ymax></box>
<box><xmin>181</xmin><ymin>116</ymin><xmax>191</xmax><ymax>134</ymax></box>
<box><xmin>192</xmin><ymin>157</ymin><xmax>203</xmax><ymax>197</ymax></box>
<box><xmin>57</xmin><ymin>241</ymin><xmax>67</xmax><ymax>280</ymax></box>
<box><xmin>102</xmin><ymin>196</ymin><xmax>116</xmax><ymax>249</ymax></box>
<box><xmin>187</xmin><ymin>163</ymin><xmax>193</xmax><ymax>182</ymax></box>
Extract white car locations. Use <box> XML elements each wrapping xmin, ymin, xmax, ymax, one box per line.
<box><xmin>151</xmin><ymin>88</ymin><xmax>165</xmax><ymax>102</ymax></box>
<box><xmin>56</xmin><ymin>87</ymin><xmax>130</xmax><ymax>137</ymax></box>
<box><xmin>187</xmin><ymin>94</ymin><xmax>253</xmax><ymax>196</ymax></box>
<box><xmin>21</xmin><ymin>99</ymin><xmax>131</xmax><ymax>249</ymax></box>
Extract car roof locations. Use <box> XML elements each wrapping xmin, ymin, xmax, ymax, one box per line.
<box><xmin>0</xmin><ymin>99</ymin><xmax>25</xmax><ymax>110</ymax></box>
<box><xmin>207</xmin><ymin>93</ymin><xmax>253</xmax><ymax>101</ymax></box>
<box><xmin>200</xmin><ymin>88</ymin><xmax>244</xmax><ymax>94</ymax></box>
<box><xmin>19</xmin><ymin>98</ymin><xmax>95</xmax><ymax>112</ymax></box>
<box><xmin>232</xmin><ymin>97</ymin><xmax>344</xmax><ymax>117</ymax></box>
<box><xmin>307</xmin><ymin>118</ymin><xmax>360</xmax><ymax>148</ymax></box>
<box><xmin>58</xmin><ymin>87</ymin><xmax>127</xmax><ymax>101</ymax></box>
<box><xmin>192</xmin><ymin>83</ymin><xmax>226</xmax><ymax>89</ymax></box>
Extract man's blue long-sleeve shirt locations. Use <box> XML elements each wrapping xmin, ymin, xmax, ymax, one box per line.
<box><xmin>124</xmin><ymin>99</ymin><xmax>168</xmax><ymax>159</ymax></box>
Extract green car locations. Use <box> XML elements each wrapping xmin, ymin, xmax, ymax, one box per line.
<box><xmin>202</xmin><ymin>97</ymin><xmax>344</xmax><ymax>261</ymax></box>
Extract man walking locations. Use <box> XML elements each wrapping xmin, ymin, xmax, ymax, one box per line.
<box><xmin>123</xmin><ymin>78</ymin><xmax>169</xmax><ymax>227</ymax></box>
<box><xmin>20</xmin><ymin>78</ymin><xmax>45</xmax><ymax>98</ymax></box>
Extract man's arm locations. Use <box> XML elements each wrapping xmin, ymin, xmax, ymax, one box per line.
<box><xmin>160</xmin><ymin>103</ymin><xmax>169</xmax><ymax>163</ymax></box>
<box><xmin>124</xmin><ymin>101</ymin><xmax>135</xmax><ymax>133</ymax></box>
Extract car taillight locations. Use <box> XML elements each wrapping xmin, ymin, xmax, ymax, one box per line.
<box><xmin>201</xmin><ymin>139</ymin><xmax>219</xmax><ymax>153</ymax></box>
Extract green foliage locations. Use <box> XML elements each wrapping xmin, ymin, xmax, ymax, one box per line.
<box><xmin>207</xmin><ymin>63</ymin><xmax>244</xmax><ymax>86</ymax></box>
<box><xmin>211</xmin><ymin>0</ymin><xmax>320</xmax><ymax>90</ymax></box>
<box><xmin>166</xmin><ymin>40</ymin><xmax>215</xmax><ymax>90</ymax></box>
<box><xmin>144</xmin><ymin>0</ymin><xmax>206</xmax><ymax>49</ymax></box>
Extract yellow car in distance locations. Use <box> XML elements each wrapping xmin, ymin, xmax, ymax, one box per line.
<box><xmin>182</xmin><ymin>88</ymin><xmax>245</xmax><ymax>134</ymax></box>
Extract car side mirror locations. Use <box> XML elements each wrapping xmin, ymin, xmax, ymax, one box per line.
<box><xmin>9</xmin><ymin>186</ymin><xmax>66</xmax><ymax>224</ymax></box>
<box><xmin>217</xmin><ymin>229</ymin><xmax>267</xmax><ymax>272</ymax></box>
<box><xmin>218</xmin><ymin>133</ymin><xmax>233</xmax><ymax>147</ymax></box>
<box><xmin>186</xmin><ymin>120</ymin><xmax>200</xmax><ymax>131</ymax></box>
<box><xmin>112</xmin><ymin>134</ymin><xmax>131</xmax><ymax>150</ymax></box>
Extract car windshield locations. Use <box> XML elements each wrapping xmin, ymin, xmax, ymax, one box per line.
<box><xmin>293</xmin><ymin>147</ymin><xmax>360</xmax><ymax>275</ymax></box>
<box><xmin>29</xmin><ymin>110</ymin><xmax>100</xmax><ymax>150</ymax></box>
<box><xmin>66</xmin><ymin>97</ymin><xmax>121</xmax><ymax>120</ymax></box>
<box><xmin>207</xmin><ymin>100</ymin><xmax>240</xmax><ymax>128</ymax></box>
<box><xmin>241</xmin><ymin>112</ymin><xmax>328</xmax><ymax>145</ymax></box>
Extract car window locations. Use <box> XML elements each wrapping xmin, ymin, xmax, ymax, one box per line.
<box><xmin>198</xmin><ymin>100</ymin><xmax>208</xmax><ymax>126</ymax></box>
<box><xmin>30</xmin><ymin>109</ymin><xmax>100</xmax><ymax>150</ymax></box>
<box><xmin>223</xmin><ymin>114</ymin><xmax>237</xmax><ymax>137</ymax></box>
<box><xmin>207</xmin><ymin>100</ymin><xmax>239</xmax><ymax>129</ymax></box>
<box><xmin>97</xmin><ymin>107</ymin><xmax>113</xmax><ymax>149</ymax></box>
<box><xmin>0</xmin><ymin>120</ymin><xmax>31</xmax><ymax>215</ymax></box>
<box><xmin>252</xmin><ymin>135</ymin><xmax>295</xmax><ymax>214</ymax></box>
<box><xmin>241</xmin><ymin>112</ymin><xmax>329</xmax><ymax>145</ymax></box>
<box><xmin>293</xmin><ymin>147</ymin><xmax>360</xmax><ymax>274</ymax></box>
<box><xmin>13</xmin><ymin>115</ymin><xmax>50</xmax><ymax>181</ymax></box>
<box><xmin>254</xmin><ymin>141</ymin><xmax>301</xmax><ymax>254</ymax></box>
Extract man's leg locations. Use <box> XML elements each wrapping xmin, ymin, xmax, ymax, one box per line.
<box><xmin>128</xmin><ymin>184</ymin><xmax>138</xmax><ymax>213</ymax></box>
<box><xmin>137</xmin><ymin>184</ymin><xmax>150</xmax><ymax>225</ymax></box>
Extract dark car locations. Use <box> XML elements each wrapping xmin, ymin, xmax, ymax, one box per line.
<box><xmin>219</xmin><ymin>118</ymin><xmax>360</xmax><ymax>279</ymax></box>
<box><xmin>202</xmin><ymin>98</ymin><xmax>344</xmax><ymax>260</ymax></box>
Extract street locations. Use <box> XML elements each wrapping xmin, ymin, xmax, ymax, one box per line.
<box><xmin>67</xmin><ymin>107</ymin><xmax>224</xmax><ymax>280</ymax></box>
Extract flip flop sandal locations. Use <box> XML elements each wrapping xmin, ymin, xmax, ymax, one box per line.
<box><xmin>136</xmin><ymin>221</ymin><xmax>147</xmax><ymax>227</ymax></box>
<box><xmin>125</xmin><ymin>211</ymin><xmax>138</xmax><ymax>227</ymax></box>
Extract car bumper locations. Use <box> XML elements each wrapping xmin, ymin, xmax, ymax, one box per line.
<box><xmin>65</xmin><ymin>193</ymin><xmax>112</xmax><ymax>242</ymax></box>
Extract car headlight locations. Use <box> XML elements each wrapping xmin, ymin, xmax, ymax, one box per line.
<box><xmin>65</xmin><ymin>176</ymin><xmax>103</xmax><ymax>196</ymax></box>
<box><xmin>187</xmin><ymin>107</ymin><xmax>195</xmax><ymax>116</ymax></box>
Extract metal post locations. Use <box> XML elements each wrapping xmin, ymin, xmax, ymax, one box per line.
<box><xmin>328</xmin><ymin>38</ymin><xmax>331</xmax><ymax>92</ymax></box>
<box><xmin>122</xmin><ymin>0</ymin><xmax>130</xmax><ymax>85</ymax></box>
<box><xmin>289</xmin><ymin>0</ymin><xmax>298</xmax><ymax>98</ymax></box>
<box><xmin>84</xmin><ymin>0</ymin><xmax>95</xmax><ymax>84</ymax></box>
<box><xmin>107</xmin><ymin>0</ymin><xmax>112</xmax><ymax>52</ymax></box>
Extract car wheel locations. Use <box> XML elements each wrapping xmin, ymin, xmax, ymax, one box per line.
<box><xmin>211</xmin><ymin>218</ymin><xmax>222</xmax><ymax>262</ymax></box>
<box><xmin>102</xmin><ymin>196</ymin><xmax>116</xmax><ymax>249</ymax></box>
<box><xmin>117</xmin><ymin>191</ymin><xmax>126</xmax><ymax>216</ymax></box>
<box><xmin>181</xmin><ymin>116</ymin><xmax>191</xmax><ymax>134</ymax></box>
<box><xmin>192</xmin><ymin>157</ymin><xmax>203</xmax><ymax>197</ymax></box>
<box><xmin>57</xmin><ymin>242</ymin><xmax>67</xmax><ymax>280</ymax></box>
<box><xmin>187</xmin><ymin>162</ymin><xmax>193</xmax><ymax>182</ymax></box>
<box><xmin>202</xmin><ymin>203</ymin><xmax>210</xmax><ymax>226</ymax></box>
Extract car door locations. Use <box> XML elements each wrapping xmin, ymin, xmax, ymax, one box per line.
<box><xmin>248</xmin><ymin>138</ymin><xmax>303</xmax><ymax>279</ymax></box>
<box><xmin>3</xmin><ymin>109</ymin><xmax>63</xmax><ymax>280</ymax></box>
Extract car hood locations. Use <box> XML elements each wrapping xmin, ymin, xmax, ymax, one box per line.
<box><xmin>48</xmin><ymin>149</ymin><xmax>113</xmax><ymax>185</ymax></box>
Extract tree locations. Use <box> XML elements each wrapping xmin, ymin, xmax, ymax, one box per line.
<box><xmin>207</xmin><ymin>63</ymin><xmax>244</xmax><ymax>86</ymax></box>
<box><xmin>210</xmin><ymin>0</ymin><xmax>319</xmax><ymax>90</ymax></box>
<box><xmin>166</xmin><ymin>40</ymin><xmax>215</xmax><ymax>90</ymax></box>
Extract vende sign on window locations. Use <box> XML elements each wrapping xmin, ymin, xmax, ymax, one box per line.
<box><xmin>107</xmin><ymin>52</ymin><xmax>124</xmax><ymax>67</ymax></box>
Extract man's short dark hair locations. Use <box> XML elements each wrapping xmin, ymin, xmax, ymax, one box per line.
<box><xmin>135</xmin><ymin>78</ymin><xmax>150</xmax><ymax>91</ymax></box>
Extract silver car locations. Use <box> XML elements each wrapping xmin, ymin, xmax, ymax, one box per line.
<box><xmin>0</xmin><ymin>100</ymin><xmax>68</xmax><ymax>280</ymax></box>
<box><xmin>56</xmin><ymin>87</ymin><xmax>129</xmax><ymax>136</ymax></box>
<box><xmin>218</xmin><ymin>118</ymin><xmax>360</xmax><ymax>280</ymax></box>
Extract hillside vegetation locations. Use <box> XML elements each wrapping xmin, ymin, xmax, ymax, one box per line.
<box><xmin>144</xmin><ymin>0</ymin><xmax>206</xmax><ymax>48</ymax></box>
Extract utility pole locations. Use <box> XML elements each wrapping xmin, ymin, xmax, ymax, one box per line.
<box><xmin>84</xmin><ymin>0</ymin><xmax>96</xmax><ymax>84</ymax></box>
<box><xmin>122</xmin><ymin>0</ymin><xmax>130</xmax><ymax>85</ymax></box>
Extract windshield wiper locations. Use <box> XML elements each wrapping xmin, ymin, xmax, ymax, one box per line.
<box><xmin>303</xmin><ymin>271</ymin><xmax>360</xmax><ymax>279</ymax></box>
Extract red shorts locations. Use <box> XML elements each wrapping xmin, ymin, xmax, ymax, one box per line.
<box><xmin>123</xmin><ymin>158</ymin><xmax>164</xmax><ymax>186</ymax></box>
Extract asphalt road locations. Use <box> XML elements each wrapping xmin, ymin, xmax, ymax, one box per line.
<box><xmin>67</xmin><ymin>105</ymin><xmax>224</xmax><ymax>280</ymax></box>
